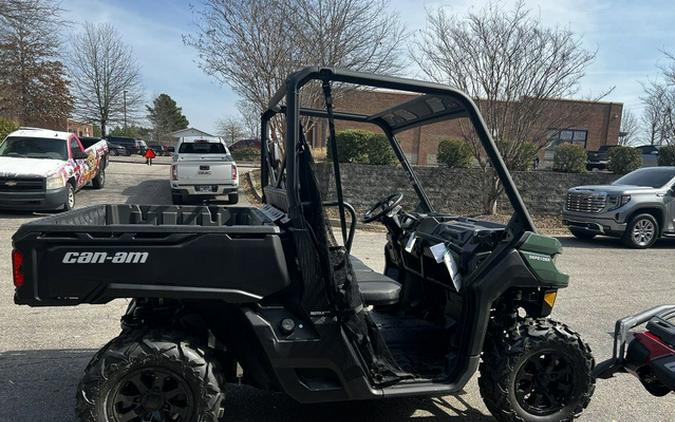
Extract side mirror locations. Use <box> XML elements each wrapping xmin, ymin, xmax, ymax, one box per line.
<box><xmin>168</xmin><ymin>146</ymin><xmax>175</xmax><ymax>153</ymax></box>
<box><xmin>73</xmin><ymin>150</ymin><xmax>88</xmax><ymax>160</ymax></box>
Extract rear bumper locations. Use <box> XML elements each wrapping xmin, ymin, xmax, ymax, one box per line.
<box><xmin>171</xmin><ymin>184</ymin><xmax>239</xmax><ymax>197</ymax></box>
<box><xmin>562</xmin><ymin>211</ymin><xmax>627</xmax><ymax>235</ymax></box>
<box><xmin>0</xmin><ymin>187</ymin><xmax>67</xmax><ymax>211</ymax></box>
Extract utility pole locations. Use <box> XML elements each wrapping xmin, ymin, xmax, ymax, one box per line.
<box><xmin>123</xmin><ymin>90</ymin><xmax>128</xmax><ymax>130</ymax></box>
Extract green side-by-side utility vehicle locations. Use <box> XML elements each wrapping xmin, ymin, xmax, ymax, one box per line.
<box><xmin>12</xmin><ymin>68</ymin><xmax>595</xmax><ymax>421</ymax></box>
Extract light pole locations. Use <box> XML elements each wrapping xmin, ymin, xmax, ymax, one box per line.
<box><xmin>123</xmin><ymin>90</ymin><xmax>128</xmax><ymax>130</ymax></box>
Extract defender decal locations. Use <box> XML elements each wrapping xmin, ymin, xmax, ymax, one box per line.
<box><xmin>62</xmin><ymin>251</ymin><xmax>149</xmax><ymax>264</ymax></box>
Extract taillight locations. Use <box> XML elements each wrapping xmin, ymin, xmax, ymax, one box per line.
<box><xmin>231</xmin><ymin>165</ymin><xmax>238</xmax><ymax>181</ymax></box>
<box><xmin>171</xmin><ymin>165</ymin><xmax>178</xmax><ymax>180</ymax></box>
<box><xmin>12</xmin><ymin>249</ymin><xmax>24</xmax><ymax>288</ymax></box>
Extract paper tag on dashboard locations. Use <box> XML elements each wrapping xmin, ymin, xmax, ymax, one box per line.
<box><xmin>405</xmin><ymin>233</ymin><xmax>417</xmax><ymax>253</ymax></box>
<box><xmin>444</xmin><ymin>253</ymin><xmax>462</xmax><ymax>291</ymax></box>
<box><xmin>429</xmin><ymin>242</ymin><xmax>447</xmax><ymax>263</ymax></box>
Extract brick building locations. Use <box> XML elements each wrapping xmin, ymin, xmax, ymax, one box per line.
<box><xmin>309</xmin><ymin>89</ymin><xmax>622</xmax><ymax>167</ymax></box>
<box><xmin>66</xmin><ymin>119</ymin><xmax>94</xmax><ymax>137</ymax></box>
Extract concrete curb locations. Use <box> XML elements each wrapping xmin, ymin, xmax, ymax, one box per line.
<box><xmin>246</xmin><ymin>169</ymin><xmax>263</xmax><ymax>201</ymax></box>
<box><xmin>109</xmin><ymin>156</ymin><xmax>171</xmax><ymax>166</ymax></box>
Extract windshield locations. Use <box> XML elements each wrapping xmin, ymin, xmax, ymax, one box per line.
<box><xmin>613</xmin><ymin>168</ymin><xmax>675</xmax><ymax>188</ymax></box>
<box><xmin>0</xmin><ymin>137</ymin><xmax>68</xmax><ymax>160</ymax></box>
<box><xmin>179</xmin><ymin>142</ymin><xmax>228</xmax><ymax>155</ymax></box>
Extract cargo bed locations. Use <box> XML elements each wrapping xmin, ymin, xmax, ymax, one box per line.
<box><xmin>12</xmin><ymin>204</ymin><xmax>289</xmax><ymax>306</ymax></box>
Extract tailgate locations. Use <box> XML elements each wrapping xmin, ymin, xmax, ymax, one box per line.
<box><xmin>177</xmin><ymin>155</ymin><xmax>234</xmax><ymax>185</ymax></box>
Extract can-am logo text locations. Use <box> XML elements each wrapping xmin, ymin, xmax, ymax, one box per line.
<box><xmin>62</xmin><ymin>251</ymin><xmax>149</xmax><ymax>264</ymax></box>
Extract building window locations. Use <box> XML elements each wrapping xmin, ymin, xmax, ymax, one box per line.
<box><xmin>548</xmin><ymin>128</ymin><xmax>588</xmax><ymax>148</ymax></box>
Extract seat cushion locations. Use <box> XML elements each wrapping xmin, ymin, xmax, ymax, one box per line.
<box><xmin>349</xmin><ymin>255</ymin><xmax>373</xmax><ymax>272</ymax></box>
<box><xmin>349</xmin><ymin>256</ymin><xmax>401</xmax><ymax>306</ymax></box>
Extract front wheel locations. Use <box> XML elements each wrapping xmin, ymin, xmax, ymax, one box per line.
<box><xmin>62</xmin><ymin>183</ymin><xmax>75</xmax><ymax>211</ymax></box>
<box><xmin>622</xmin><ymin>213</ymin><xmax>659</xmax><ymax>249</ymax></box>
<box><xmin>76</xmin><ymin>329</ymin><xmax>225</xmax><ymax>422</ymax></box>
<box><xmin>479</xmin><ymin>318</ymin><xmax>595</xmax><ymax>422</ymax></box>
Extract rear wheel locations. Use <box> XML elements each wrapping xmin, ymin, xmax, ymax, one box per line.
<box><xmin>479</xmin><ymin>318</ymin><xmax>595</xmax><ymax>422</ymax></box>
<box><xmin>76</xmin><ymin>329</ymin><xmax>225</xmax><ymax>422</ymax></box>
<box><xmin>92</xmin><ymin>168</ymin><xmax>105</xmax><ymax>189</ymax></box>
<box><xmin>228</xmin><ymin>192</ymin><xmax>239</xmax><ymax>205</ymax></box>
<box><xmin>569</xmin><ymin>229</ymin><xmax>596</xmax><ymax>241</ymax></box>
<box><xmin>622</xmin><ymin>213</ymin><xmax>659</xmax><ymax>249</ymax></box>
<box><xmin>172</xmin><ymin>193</ymin><xmax>183</xmax><ymax>205</ymax></box>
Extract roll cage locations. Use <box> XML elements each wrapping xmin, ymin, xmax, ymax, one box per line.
<box><xmin>260</xmin><ymin>67</ymin><xmax>536</xmax><ymax>239</ymax></box>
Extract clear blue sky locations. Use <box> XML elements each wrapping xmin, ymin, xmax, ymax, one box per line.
<box><xmin>61</xmin><ymin>0</ymin><xmax>675</xmax><ymax>134</ymax></box>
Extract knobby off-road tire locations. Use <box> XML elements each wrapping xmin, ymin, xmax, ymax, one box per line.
<box><xmin>76</xmin><ymin>329</ymin><xmax>225</xmax><ymax>422</ymax></box>
<box><xmin>479</xmin><ymin>318</ymin><xmax>595</xmax><ymax>422</ymax></box>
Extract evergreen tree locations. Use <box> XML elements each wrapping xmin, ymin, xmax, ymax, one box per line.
<box><xmin>146</xmin><ymin>94</ymin><xmax>189</xmax><ymax>142</ymax></box>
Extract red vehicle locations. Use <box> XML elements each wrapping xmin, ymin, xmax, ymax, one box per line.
<box><xmin>594</xmin><ymin>305</ymin><xmax>675</xmax><ymax>396</ymax></box>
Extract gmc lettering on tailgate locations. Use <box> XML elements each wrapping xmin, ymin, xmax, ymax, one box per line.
<box><xmin>62</xmin><ymin>251</ymin><xmax>149</xmax><ymax>264</ymax></box>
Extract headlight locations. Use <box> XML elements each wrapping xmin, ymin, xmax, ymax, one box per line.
<box><xmin>45</xmin><ymin>174</ymin><xmax>65</xmax><ymax>190</ymax></box>
<box><xmin>607</xmin><ymin>194</ymin><xmax>631</xmax><ymax>210</ymax></box>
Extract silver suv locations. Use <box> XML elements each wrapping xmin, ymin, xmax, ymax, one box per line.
<box><xmin>563</xmin><ymin>167</ymin><xmax>675</xmax><ymax>248</ymax></box>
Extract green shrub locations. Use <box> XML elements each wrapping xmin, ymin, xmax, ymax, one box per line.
<box><xmin>366</xmin><ymin>133</ymin><xmax>397</xmax><ymax>165</ymax></box>
<box><xmin>231</xmin><ymin>147</ymin><xmax>259</xmax><ymax>162</ymax></box>
<box><xmin>553</xmin><ymin>143</ymin><xmax>586</xmax><ymax>173</ymax></box>
<box><xmin>327</xmin><ymin>129</ymin><xmax>395</xmax><ymax>165</ymax></box>
<box><xmin>437</xmin><ymin>138</ymin><xmax>472</xmax><ymax>168</ymax></box>
<box><xmin>608</xmin><ymin>146</ymin><xmax>642</xmax><ymax>174</ymax></box>
<box><xmin>497</xmin><ymin>139</ymin><xmax>539</xmax><ymax>171</ymax></box>
<box><xmin>0</xmin><ymin>117</ymin><xmax>19</xmax><ymax>141</ymax></box>
<box><xmin>658</xmin><ymin>145</ymin><xmax>675</xmax><ymax>166</ymax></box>
<box><xmin>327</xmin><ymin>129</ymin><xmax>369</xmax><ymax>163</ymax></box>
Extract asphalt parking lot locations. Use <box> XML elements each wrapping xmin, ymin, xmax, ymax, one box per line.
<box><xmin>0</xmin><ymin>160</ymin><xmax>673</xmax><ymax>421</ymax></box>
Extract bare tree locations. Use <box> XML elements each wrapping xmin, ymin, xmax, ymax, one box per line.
<box><xmin>639</xmin><ymin>52</ymin><xmax>675</xmax><ymax>146</ymax></box>
<box><xmin>641</xmin><ymin>83</ymin><xmax>670</xmax><ymax>146</ymax></box>
<box><xmin>185</xmin><ymin>0</ymin><xmax>406</xmax><ymax>142</ymax></box>
<box><xmin>216</xmin><ymin>115</ymin><xmax>245</xmax><ymax>145</ymax></box>
<box><xmin>619</xmin><ymin>108</ymin><xmax>640</xmax><ymax>145</ymax></box>
<box><xmin>0</xmin><ymin>0</ymin><xmax>73</xmax><ymax>128</ymax></box>
<box><xmin>411</xmin><ymin>1</ymin><xmax>597</xmax><ymax>214</ymax></box>
<box><xmin>237</xmin><ymin>100</ymin><xmax>261</xmax><ymax>139</ymax></box>
<box><xmin>69</xmin><ymin>23</ymin><xmax>143</xmax><ymax>137</ymax></box>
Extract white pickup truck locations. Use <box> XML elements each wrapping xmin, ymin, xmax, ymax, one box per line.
<box><xmin>0</xmin><ymin>128</ymin><xmax>108</xmax><ymax>211</ymax></box>
<box><xmin>170</xmin><ymin>136</ymin><xmax>239</xmax><ymax>204</ymax></box>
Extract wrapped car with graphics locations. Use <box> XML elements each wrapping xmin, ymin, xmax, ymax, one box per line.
<box><xmin>0</xmin><ymin>128</ymin><xmax>109</xmax><ymax>211</ymax></box>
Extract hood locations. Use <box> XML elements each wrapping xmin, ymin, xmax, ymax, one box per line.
<box><xmin>570</xmin><ymin>184</ymin><xmax>657</xmax><ymax>194</ymax></box>
<box><xmin>0</xmin><ymin>156</ymin><xmax>65</xmax><ymax>178</ymax></box>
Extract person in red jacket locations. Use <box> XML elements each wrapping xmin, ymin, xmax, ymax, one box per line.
<box><xmin>144</xmin><ymin>148</ymin><xmax>156</xmax><ymax>165</ymax></box>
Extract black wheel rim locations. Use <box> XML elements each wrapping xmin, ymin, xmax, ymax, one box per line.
<box><xmin>514</xmin><ymin>349</ymin><xmax>576</xmax><ymax>416</ymax></box>
<box><xmin>107</xmin><ymin>367</ymin><xmax>195</xmax><ymax>422</ymax></box>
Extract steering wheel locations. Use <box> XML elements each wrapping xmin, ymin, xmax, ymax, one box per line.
<box><xmin>363</xmin><ymin>192</ymin><xmax>403</xmax><ymax>223</ymax></box>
